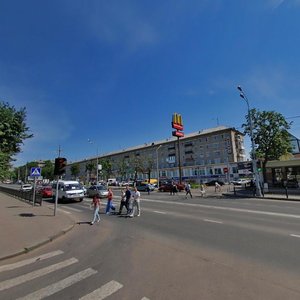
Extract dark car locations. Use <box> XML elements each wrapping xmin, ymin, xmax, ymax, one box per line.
<box><xmin>135</xmin><ymin>182</ymin><xmax>155</xmax><ymax>192</ymax></box>
<box><xmin>158</xmin><ymin>183</ymin><xmax>185</xmax><ymax>192</ymax></box>
<box><xmin>205</xmin><ymin>180</ymin><xmax>225</xmax><ymax>186</ymax></box>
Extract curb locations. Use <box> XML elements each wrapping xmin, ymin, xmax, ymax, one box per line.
<box><xmin>0</xmin><ymin>223</ymin><xmax>76</xmax><ymax>262</ymax></box>
<box><xmin>222</xmin><ymin>192</ymin><xmax>300</xmax><ymax>202</ymax></box>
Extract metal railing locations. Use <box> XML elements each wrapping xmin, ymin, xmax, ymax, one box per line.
<box><xmin>0</xmin><ymin>186</ymin><xmax>43</xmax><ymax>205</ymax></box>
<box><xmin>231</xmin><ymin>184</ymin><xmax>300</xmax><ymax>199</ymax></box>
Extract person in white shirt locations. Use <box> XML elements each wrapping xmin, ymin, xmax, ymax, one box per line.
<box><xmin>129</xmin><ymin>187</ymin><xmax>141</xmax><ymax>217</ymax></box>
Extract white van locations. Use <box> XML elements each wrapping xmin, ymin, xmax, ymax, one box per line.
<box><xmin>52</xmin><ymin>180</ymin><xmax>84</xmax><ymax>202</ymax></box>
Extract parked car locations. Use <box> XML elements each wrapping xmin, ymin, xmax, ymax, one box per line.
<box><xmin>37</xmin><ymin>186</ymin><xmax>53</xmax><ymax>198</ymax></box>
<box><xmin>135</xmin><ymin>182</ymin><xmax>155</xmax><ymax>192</ymax></box>
<box><xmin>158</xmin><ymin>183</ymin><xmax>185</xmax><ymax>192</ymax></box>
<box><xmin>205</xmin><ymin>180</ymin><xmax>225</xmax><ymax>186</ymax></box>
<box><xmin>87</xmin><ymin>185</ymin><xmax>109</xmax><ymax>198</ymax></box>
<box><xmin>20</xmin><ymin>184</ymin><xmax>33</xmax><ymax>192</ymax></box>
<box><xmin>231</xmin><ymin>179</ymin><xmax>251</xmax><ymax>186</ymax></box>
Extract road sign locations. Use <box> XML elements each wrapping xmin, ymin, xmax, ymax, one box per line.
<box><xmin>30</xmin><ymin>167</ymin><xmax>41</xmax><ymax>177</ymax></box>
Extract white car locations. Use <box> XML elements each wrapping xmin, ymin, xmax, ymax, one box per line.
<box><xmin>20</xmin><ymin>184</ymin><xmax>33</xmax><ymax>192</ymax></box>
<box><xmin>232</xmin><ymin>179</ymin><xmax>251</xmax><ymax>186</ymax></box>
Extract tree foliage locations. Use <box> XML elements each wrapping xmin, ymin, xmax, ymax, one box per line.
<box><xmin>242</xmin><ymin>109</ymin><xmax>292</xmax><ymax>180</ymax></box>
<box><xmin>0</xmin><ymin>101</ymin><xmax>33</xmax><ymax>154</ymax></box>
<box><xmin>70</xmin><ymin>164</ymin><xmax>80</xmax><ymax>179</ymax></box>
<box><xmin>99</xmin><ymin>159</ymin><xmax>112</xmax><ymax>181</ymax></box>
<box><xmin>0</xmin><ymin>101</ymin><xmax>33</xmax><ymax>178</ymax></box>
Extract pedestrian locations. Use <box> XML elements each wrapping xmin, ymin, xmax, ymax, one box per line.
<box><xmin>200</xmin><ymin>183</ymin><xmax>205</xmax><ymax>197</ymax></box>
<box><xmin>90</xmin><ymin>193</ymin><xmax>101</xmax><ymax>225</ymax></box>
<box><xmin>146</xmin><ymin>184</ymin><xmax>150</xmax><ymax>195</ymax></box>
<box><xmin>106</xmin><ymin>188</ymin><xmax>116</xmax><ymax>215</ymax></box>
<box><xmin>118</xmin><ymin>189</ymin><xmax>127</xmax><ymax>215</ymax></box>
<box><xmin>129</xmin><ymin>187</ymin><xmax>141</xmax><ymax>217</ymax></box>
<box><xmin>124</xmin><ymin>186</ymin><xmax>131</xmax><ymax>214</ymax></box>
<box><xmin>185</xmin><ymin>182</ymin><xmax>192</xmax><ymax>198</ymax></box>
<box><xmin>215</xmin><ymin>181</ymin><xmax>221</xmax><ymax>192</ymax></box>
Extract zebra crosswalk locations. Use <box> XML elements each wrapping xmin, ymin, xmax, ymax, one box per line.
<box><xmin>0</xmin><ymin>250</ymin><xmax>149</xmax><ymax>299</ymax></box>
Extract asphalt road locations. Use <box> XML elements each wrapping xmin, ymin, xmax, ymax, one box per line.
<box><xmin>1</xmin><ymin>191</ymin><xmax>300</xmax><ymax>299</ymax></box>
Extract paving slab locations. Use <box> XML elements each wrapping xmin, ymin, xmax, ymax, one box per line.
<box><xmin>0</xmin><ymin>192</ymin><xmax>75</xmax><ymax>261</ymax></box>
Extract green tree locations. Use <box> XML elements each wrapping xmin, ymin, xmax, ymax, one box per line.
<box><xmin>0</xmin><ymin>152</ymin><xmax>11</xmax><ymax>180</ymax></box>
<box><xmin>116</xmin><ymin>159</ymin><xmax>129</xmax><ymax>181</ymax></box>
<box><xmin>85</xmin><ymin>161</ymin><xmax>95</xmax><ymax>183</ymax></box>
<box><xmin>142</xmin><ymin>156</ymin><xmax>155</xmax><ymax>183</ymax></box>
<box><xmin>41</xmin><ymin>160</ymin><xmax>55</xmax><ymax>180</ymax></box>
<box><xmin>99</xmin><ymin>159</ymin><xmax>112</xmax><ymax>181</ymax></box>
<box><xmin>242</xmin><ymin>109</ymin><xmax>292</xmax><ymax>181</ymax></box>
<box><xmin>0</xmin><ymin>101</ymin><xmax>33</xmax><ymax>178</ymax></box>
<box><xmin>71</xmin><ymin>163</ymin><xmax>80</xmax><ymax>180</ymax></box>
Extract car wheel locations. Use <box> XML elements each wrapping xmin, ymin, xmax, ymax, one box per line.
<box><xmin>79</xmin><ymin>198</ymin><xmax>83</xmax><ymax>202</ymax></box>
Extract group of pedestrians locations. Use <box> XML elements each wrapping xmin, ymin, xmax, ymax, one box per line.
<box><xmin>90</xmin><ymin>186</ymin><xmax>141</xmax><ymax>225</ymax></box>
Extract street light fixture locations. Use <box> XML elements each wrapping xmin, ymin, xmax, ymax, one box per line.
<box><xmin>88</xmin><ymin>139</ymin><xmax>99</xmax><ymax>184</ymax></box>
<box><xmin>237</xmin><ymin>85</ymin><xmax>262</xmax><ymax>197</ymax></box>
<box><xmin>156</xmin><ymin>145</ymin><xmax>162</xmax><ymax>189</ymax></box>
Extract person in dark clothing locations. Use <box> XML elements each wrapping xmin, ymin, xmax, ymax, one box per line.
<box><xmin>124</xmin><ymin>186</ymin><xmax>131</xmax><ymax>214</ymax></box>
<box><xmin>118</xmin><ymin>189</ymin><xmax>127</xmax><ymax>215</ymax></box>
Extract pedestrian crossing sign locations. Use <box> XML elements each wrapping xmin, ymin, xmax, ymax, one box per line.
<box><xmin>30</xmin><ymin>167</ymin><xmax>41</xmax><ymax>176</ymax></box>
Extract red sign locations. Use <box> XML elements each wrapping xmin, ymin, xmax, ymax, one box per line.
<box><xmin>223</xmin><ymin>167</ymin><xmax>228</xmax><ymax>173</ymax></box>
<box><xmin>172</xmin><ymin>130</ymin><xmax>184</xmax><ymax>137</ymax></box>
<box><xmin>172</xmin><ymin>122</ymin><xmax>183</xmax><ymax>131</ymax></box>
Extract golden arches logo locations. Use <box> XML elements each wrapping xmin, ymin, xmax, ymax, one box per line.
<box><xmin>172</xmin><ymin>113</ymin><xmax>183</xmax><ymax>126</ymax></box>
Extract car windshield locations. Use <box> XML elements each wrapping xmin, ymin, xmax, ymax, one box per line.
<box><xmin>64</xmin><ymin>184</ymin><xmax>81</xmax><ymax>191</ymax></box>
<box><xmin>96</xmin><ymin>185</ymin><xmax>105</xmax><ymax>190</ymax></box>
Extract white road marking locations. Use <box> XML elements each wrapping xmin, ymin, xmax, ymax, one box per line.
<box><xmin>17</xmin><ymin>268</ymin><xmax>97</xmax><ymax>300</ymax></box>
<box><xmin>79</xmin><ymin>280</ymin><xmax>123</xmax><ymax>300</ymax></box>
<box><xmin>141</xmin><ymin>298</ymin><xmax>150</xmax><ymax>300</ymax></box>
<box><xmin>0</xmin><ymin>258</ymin><xmax>78</xmax><ymax>291</ymax></box>
<box><xmin>0</xmin><ymin>250</ymin><xmax>64</xmax><ymax>272</ymax></box>
<box><xmin>290</xmin><ymin>234</ymin><xmax>300</xmax><ymax>238</ymax></box>
<box><xmin>57</xmin><ymin>208</ymin><xmax>71</xmax><ymax>214</ymax></box>
<box><xmin>203</xmin><ymin>219</ymin><xmax>223</xmax><ymax>224</ymax></box>
<box><xmin>60</xmin><ymin>206</ymin><xmax>82</xmax><ymax>212</ymax></box>
<box><xmin>143</xmin><ymin>199</ymin><xmax>300</xmax><ymax>219</ymax></box>
<box><xmin>153</xmin><ymin>210</ymin><xmax>166</xmax><ymax>214</ymax></box>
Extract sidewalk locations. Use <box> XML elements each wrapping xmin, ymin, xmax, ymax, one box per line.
<box><xmin>191</xmin><ymin>185</ymin><xmax>300</xmax><ymax>201</ymax></box>
<box><xmin>0</xmin><ymin>192</ymin><xmax>76</xmax><ymax>261</ymax></box>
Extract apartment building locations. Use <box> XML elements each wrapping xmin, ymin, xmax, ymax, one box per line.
<box><xmin>65</xmin><ymin>126</ymin><xmax>246</xmax><ymax>184</ymax></box>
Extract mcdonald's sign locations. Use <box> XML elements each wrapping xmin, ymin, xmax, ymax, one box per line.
<box><xmin>172</xmin><ymin>113</ymin><xmax>183</xmax><ymax>131</ymax></box>
<box><xmin>172</xmin><ymin>130</ymin><xmax>184</xmax><ymax>137</ymax></box>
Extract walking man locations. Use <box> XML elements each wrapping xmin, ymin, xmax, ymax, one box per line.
<box><xmin>129</xmin><ymin>187</ymin><xmax>141</xmax><ymax>217</ymax></box>
<box><xmin>118</xmin><ymin>189</ymin><xmax>127</xmax><ymax>215</ymax></box>
<box><xmin>185</xmin><ymin>182</ymin><xmax>193</xmax><ymax>198</ymax></box>
<box><xmin>90</xmin><ymin>193</ymin><xmax>101</xmax><ymax>225</ymax></box>
<box><xmin>124</xmin><ymin>186</ymin><xmax>131</xmax><ymax>214</ymax></box>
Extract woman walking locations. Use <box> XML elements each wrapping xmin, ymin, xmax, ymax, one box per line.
<box><xmin>90</xmin><ymin>193</ymin><xmax>101</xmax><ymax>225</ymax></box>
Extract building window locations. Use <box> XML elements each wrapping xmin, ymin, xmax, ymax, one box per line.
<box><xmin>184</xmin><ymin>142</ymin><xmax>193</xmax><ymax>147</ymax></box>
<box><xmin>185</xmin><ymin>150</ymin><xmax>193</xmax><ymax>154</ymax></box>
<box><xmin>214</xmin><ymin>168</ymin><xmax>222</xmax><ymax>175</ymax></box>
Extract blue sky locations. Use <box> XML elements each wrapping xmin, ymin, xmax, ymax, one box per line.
<box><xmin>1</xmin><ymin>0</ymin><xmax>300</xmax><ymax>166</ymax></box>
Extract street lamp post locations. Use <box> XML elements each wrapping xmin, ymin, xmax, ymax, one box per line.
<box><xmin>156</xmin><ymin>145</ymin><xmax>162</xmax><ymax>189</ymax></box>
<box><xmin>237</xmin><ymin>85</ymin><xmax>262</xmax><ymax>197</ymax></box>
<box><xmin>88</xmin><ymin>139</ymin><xmax>99</xmax><ymax>184</ymax></box>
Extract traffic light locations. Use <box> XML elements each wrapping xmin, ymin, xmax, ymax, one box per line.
<box><xmin>54</xmin><ymin>157</ymin><xmax>67</xmax><ymax>175</ymax></box>
<box><xmin>256</xmin><ymin>160</ymin><xmax>262</xmax><ymax>172</ymax></box>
